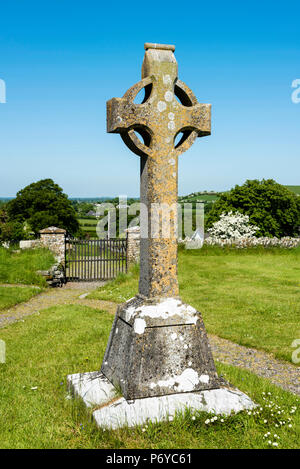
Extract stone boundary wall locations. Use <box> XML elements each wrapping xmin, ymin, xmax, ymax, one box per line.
<box><xmin>130</xmin><ymin>230</ymin><xmax>300</xmax><ymax>254</ymax></box>
<box><xmin>203</xmin><ymin>236</ymin><xmax>300</xmax><ymax>249</ymax></box>
<box><xmin>125</xmin><ymin>226</ymin><xmax>140</xmax><ymax>264</ymax></box>
<box><xmin>19</xmin><ymin>240</ymin><xmax>40</xmax><ymax>250</ymax></box>
<box><xmin>20</xmin><ymin>226</ymin><xmax>66</xmax><ymax>265</ymax></box>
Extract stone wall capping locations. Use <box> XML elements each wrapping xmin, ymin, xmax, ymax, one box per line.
<box><xmin>39</xmin><ymin>226</ymin><xmax>67</xmax><ymax>234</ymax></box>
<box><xmin>144</xmin><ymin>42</ymin><xmax>175</xmax><ymax>52</ymax></box>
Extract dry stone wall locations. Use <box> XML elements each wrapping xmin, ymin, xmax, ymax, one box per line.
<box><xmin>125</xmin><ymin>226</ymin><xmax>140</xmax><ymax>264</ymax></box>
<box><xmin>39</xmin><ymin>227</ymin><xmax>66</xmax><ymax>264</ymax></box>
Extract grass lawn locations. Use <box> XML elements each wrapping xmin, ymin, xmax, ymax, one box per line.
<box><xmin>0</xmin><ymin>286</ymin><xmax>43</xmax><ymax>310</ymax></box>
<box><xmin>89</xmin><ymin>246</ymin><xmax>300</xmax><ymax>364</ymax></box>
<box><xmin>0</xmin><ymin>303</ymin><xmax>298</xmax><ymax>449</ymax></box>
<box><xmin>0</xmin><ymin>247</ymin><xmax>55</xmax><ymax>286</ymax></box>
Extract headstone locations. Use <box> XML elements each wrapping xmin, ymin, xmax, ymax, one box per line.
<box><xmin>67</xmin><ymin>43</ymin><xmax>256</xmax><ymax>428</ymax></box>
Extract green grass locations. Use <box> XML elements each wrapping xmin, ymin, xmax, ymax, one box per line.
<box><xmin>87</xmin><ymin>264</ymin><xmax>139</xmax><ymax>303</ymax></box>
<box><xmin>89</xmin><ymin>246</ymin><xmax>300</xmax><ymax>364</ymax></box>
<box><xmin>0</xmin><ymin>303</ymin><xmax>298</xmax><ymax>449</ymax></box>
<box><xmin>0</xmin><ymin>286</ymin><xmax>43</xmax><ymax>310</ymax></box>
<box><xmin>285</xmin><ymin>185</ymin><xmax>300</xmax><ymax>195</ymax></box>
<box><xmin>0</xmin><ymin>247</ymin><xmax>55</xmax><ymax>286</ymax></box>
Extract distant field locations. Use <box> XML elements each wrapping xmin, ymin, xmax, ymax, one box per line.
<box><xmin>78</xmin><ymin>218</ymin><xmax>98</xmax><ymax>237</ymax></box>
<box><xmin>285</xmin><ymin>185</ymin><xmax>300</xmax><ymax>195</ymax></box>
<box><xmin>179</xmin><ymin>194</ymin><xmax>219</xmax><ymax>203</ymax></box>
<box><xmin>78</xmin><ymin>218</ymin><xmax>98</xmax><ymax>225</ymax></box>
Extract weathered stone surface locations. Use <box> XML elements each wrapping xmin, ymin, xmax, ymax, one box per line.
<box><xmin>67</xmin><ymin>371</ymin><xmax>256</xmax><ymax>430</ymax></box>
<box><xmin>125</xmin><ymin>226</ymin><xmax>140</xmax><ymax>264</ymax></box>
<box><xmin>93</xmin><ymin>388</ymin><xmax>256</xmax><ymax>430</ymax></box>
<box><xmin>19</xmin><ymin>240</ymin><xmax>40</xmax><ymax>250</ymax></box>
<box><xmin>39</xmin><ymin>226</ymin><xmax>66</xmax><ymax>265</ymax></box>
<box><xmin>36</xmin><ymin>263</ymin><xmax>66</xmax><ymax>287</ymax></box>
<box><xmin>101</xmin><ymin>297</ymin><xmax>224</xmax><ymax>400</ymax></box>
<box><xmin>67</xmin><ymin>371</ymin><xmax>118</xmax><ymax>407</ymax></box>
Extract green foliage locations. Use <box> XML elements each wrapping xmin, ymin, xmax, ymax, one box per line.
<box><xmin>0</xmin><ymin>220</ymin><xmax>25</xmax><ymax>242</ymax></box>
<box><xmin>206</xmin><ymin>179</ymin><xmax>300</xmax><ymax>237</ymax></box>
<box><xmin>6</xmin><ymin>179</ymin><xmax>80</xmax><ymax>236</ymax></box>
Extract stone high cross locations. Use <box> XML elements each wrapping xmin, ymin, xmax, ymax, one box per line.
<box><xmin>68</xmin><ymin>44</ymin><xmax>255</xmax><ymax>424</ymax></box>
<box><xmin>102</xmin><ymin>43</ymin><xmax>221</xmax><ymax>401</ymax></box>
<box><xmin>107</xmin><ymin>43</ymin><xmax>211</xmax><ymax>298</ymax></box>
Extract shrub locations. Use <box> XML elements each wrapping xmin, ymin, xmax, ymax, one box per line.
<box><xmin>206</xmin><ymin>179</ymin><xmax>300</xmax><ymax>238</ymax></box>
<box><xmin>0</xmin><ymin>220</ymin><xmax>25</xmax><ymax>242</ymax></box>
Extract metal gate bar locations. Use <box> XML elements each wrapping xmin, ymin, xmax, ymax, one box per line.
<box><xmin>65</xmin><ymin>238</ymin><xmax>127</xmax><ymax>281</ymax></box>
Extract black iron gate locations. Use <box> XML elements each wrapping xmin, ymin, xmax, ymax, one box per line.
<box><xmin>65</xmin><ymin>238</ymin><xmax>127</xmax><ymax>281</ymax></box>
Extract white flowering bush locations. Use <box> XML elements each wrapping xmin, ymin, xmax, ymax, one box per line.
<box><xmin>207</xmin><ymin>211</ymin><xmax>259</xmax><ymax>241</ymax></box>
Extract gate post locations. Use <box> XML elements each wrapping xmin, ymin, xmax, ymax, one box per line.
<box><xmin>39</xmin><ymin>226</ymin><xmax>67</xmax><ymax>266</ymax></box>
<box><xmin>125</xmin><ymin>226</ymin><xmax>140</xmax><ymax>265</ymax></box>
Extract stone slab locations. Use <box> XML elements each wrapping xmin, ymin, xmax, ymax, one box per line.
<box><xmin>67</xmin><ymin>371</ymin><xmax>118</xmax><ymax>408</ymax></box>
<box><xmin>67</xmin><ymin>371</ymin><xmax>257</xmax><ymax>430</ymax></box>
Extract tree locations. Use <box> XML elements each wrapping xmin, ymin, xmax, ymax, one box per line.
<box><xmin>206</xmin><ymin>179</ymin><xmax>300</xmax><ymax>238</ymax></box>
<box><xmin>6</xmin><ymin>179</ymin><xmax>80</xmax><ymax>236</ymax></box>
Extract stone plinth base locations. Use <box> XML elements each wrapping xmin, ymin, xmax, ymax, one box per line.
<box><xmin>67</xmin><ymin>371</ymin><xmax>256</xmax><ymax>430</ymax></box>
<box><xmin>101</xmin><ymin>296</ymin><xmax>225</xmax><ymax>400</ymax></box>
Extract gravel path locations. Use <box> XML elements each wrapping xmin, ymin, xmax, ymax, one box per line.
<box><xmin>1</xmin><ymin>283</ymin><xmax>299</xmax><ymax>396</ymax></box>
<box><xmin>0</xmin><ymin>282</ymin><xmax>116</xmax><ymax>328</ymax></box>
<box><xmin>209</xmin><ymin>334</ymin><xmax>300</xmax><ymax>395</ymax></box>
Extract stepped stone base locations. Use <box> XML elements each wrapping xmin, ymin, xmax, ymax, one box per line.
<box><xmin>67</xmin><ymin>371</ymin><xmax>257</xmax><ymax>430</ymax></box>
<box><xmin>100</xmin><ymin>296</ymin><xmax>225</xmax><ymax>400</ymax></box>
<box><xmin>67</xmin><ymin>296</ymin><xmax>256</xmax><ymax>429</ymax></box>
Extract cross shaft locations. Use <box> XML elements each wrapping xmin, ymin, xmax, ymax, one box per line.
<box><xmin>107</xmin><ymin>43</ymin><xmax>211</xmax><ymax>298</ymax></box>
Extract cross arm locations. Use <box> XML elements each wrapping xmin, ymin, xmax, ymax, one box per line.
<box><xmin>177</xmin><ymin>102</ymin><xmax>211</xmax><ymax>138</ymax></box>
<box><xmin>107</xmin><ymin>97</ymin><xmax>147</xmax><ymax>133</ymax></box>
<box><xmin>107</xmin><ymin>77</ymin><xmax>153</xmax><ymax>134</ymax></box>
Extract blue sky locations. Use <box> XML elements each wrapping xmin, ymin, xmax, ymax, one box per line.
<box><xmin>0</xmin><ymin>0</ymin><xmax>299</xmax><ymax>197</ymax></box>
